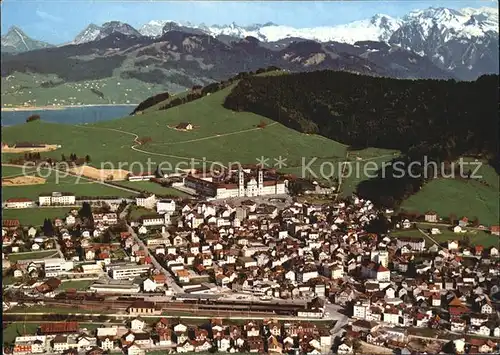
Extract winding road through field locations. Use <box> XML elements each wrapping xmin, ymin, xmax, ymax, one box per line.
<box><xmin>76</xmin><ymin>124</ymin><xmax>398</xmax><ymax>176</ymax></box>
<box><xmin>77</xmin><ymin>123</ymin><xmax>278</xmax><ymax>166</ymax></box>
<box><xmin>156</xmin><ymin>122</ymin><xmax>278</xmax><ymax>146</ymax></box>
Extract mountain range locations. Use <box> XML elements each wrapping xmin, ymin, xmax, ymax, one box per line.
<box><xmin>1</xmin><ymin>26</ymin><xmax>53</xmax><ymax>53</ymax></box>
<box><xmin>0</xmin><ymin>6</ymin><xmax>498</xmax><ymax>105</ymax></box>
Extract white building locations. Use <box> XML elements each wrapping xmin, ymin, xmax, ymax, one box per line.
<box><xmin>92</xmin><ymin>213</ymin><xmax>118</xmax><ymax>225</ymax></box>
<box><xmin>107</xmin><ymin>263</ymin><xmax>152</xmax><ymax>280</ymax></box>
<box><xmin>44</xmin><ymin>258</ymin><xmax>74</xmax><ymax>277</ymax></box>
<box><xmin>81</xmin><ymin>262</ymin><xmax>103</xmax><ymax>274</ymax></box>
<box><xmin>143</xmin><ymin>278</ymin><xmax>158</xmax><ymax>292</ymax></box>
<box><xmin>97</xmin><ymin>328</ymin><xmax>118</xmax><ymax>350</ymax></box>
<box><xmin>298</xmin><ymin>268</ymin><xmax>318</xmax><ymax>283</ymax></box>
<box><xmin>128</xmin><ymin>344</ymin><xmax>146</xmax><ymax>355</ymax></box>
<box><xmin>128</xmin><ymin>173</ymin><xmax>156</xmax><ymax>182</ymax></box>
<box><xmin>131</xmin><ymin>318</ymin><xmax>146</xmax><ymax>331</ymax></box>
<box><xmin>353</xmin><ymin>300</ymin><xmax>370</xmax><ymax>320</ymax></box>
<box><xmin>142</xmin><ymin>215</ymin><xmax>165</xmax><ymax>227</ymax></box>
<box><xmin>38</xmin><ymin>192</ymin><xmax>76</xmax><ymax>206</ymax></box>
<box><xmin>371</xmin><ymin>250</ymin><xmax>389</xmax><ymax>268</ymax></box>
<box><xmin>5</xmin><ymin>198</ymin><xmax>35</xmax><ymax>209</ymax></box>
<box><xmin>185</xmin><ymin>168</ymin><xmax>286</xmax><ymax>200</ymax></box>
<box><xmin>157</xmin><ymin>199</ymin><xmax>176</xmax><ymax>214</ymax></box>
<box><xmin>376</xmin><ymin>265</ymin><xmax>391</xmax><ymax>282</ymax></box>
<box><xmin>89</xmin><ymin>283</ymin><xmax>141</xmax><ymax>294</ymax></box>
<box><xmin>136</xmin><ymin>194</ymin><xmax>157</xmax><ymax>209</ymax></box>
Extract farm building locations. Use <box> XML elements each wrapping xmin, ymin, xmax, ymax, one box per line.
<box><xmin>175</xmin><ymin>122</ymin><xmax>193</xmax><ymax>130</ymax></box>
<box><xmin>14</xmin><ymin>142</ymin><xmax>45</xmax><ymax>148</ymax></box>
<box><xmin>5</xmin><ymin>198</ymin><xmax>35</xmax><ymax>209</ymax></box>
<box><xmin>128</xmin><ymin>172</ymin><xmax>156</xmax><ymax>182</ymax></box>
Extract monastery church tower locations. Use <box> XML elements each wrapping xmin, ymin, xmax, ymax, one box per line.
<box><xmin>238</xmin><ymin>168</ymin><xmax>245</xmax><ymax>197</ymax></box>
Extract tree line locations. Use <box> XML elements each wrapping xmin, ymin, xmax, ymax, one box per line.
<box><xmin>222</xmin><ymin>70</ymin><xmax>498</xmax><ymax>207</ymax></box>
<box><xmin>128</xmin><ymin>66</ymin><xmax>283</xmax><ymax>115</ymax></box>
<box><xmin>26</xmin><ymin>114</ymin><xmax>41</xmax><ymax>123</ymax></box>
<box><xmin>61</xmin><ymin>153</ymin><xmax>91</xmax><ymax>163</ymax></box>
<box><xmin>131</xmin><ymin>91</ymin><xmax>170</xmax><ymax>114</ymax></box>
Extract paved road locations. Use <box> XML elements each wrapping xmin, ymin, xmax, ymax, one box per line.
<box><xmin>119</xmin><ymin>204</ymin><xmax>131</xmax><ymax>220</ymax></box>
<box><xmin>335</xmin><ymin>151</ymin><xmax>350</xmax><ymax>200</ymax></box>
<box><xmin>417</xmin><ymin>227</ymin><xmax>442</xmax><ymax>247</ymax></box>
<box><xmin>418</xmin><ymin>221</ymin><xmax>490</xmax><ymax>232</ymax></box>
<box><xmin>153</xmin><ymin>122</ymin><xmax>279</xmax><ymax>146</ymax></box>
<box><xmin>126</xmin><ymin>223</ymin><xmax>183</xmax><ymax>294</ymax></box>
<box><xmin>325</xmin><ymin>303</ymin><xmax>350</xmax><ymax>336</ymax></box>
<box><xmin>77</xmin><ymin>125</ymin><xmax>228</xmax><ymax>166</ymax></box>
<box><xmin>53</xmin><ymin>237</ymin><xmax>65</xmax><ymax>259</ymax></box>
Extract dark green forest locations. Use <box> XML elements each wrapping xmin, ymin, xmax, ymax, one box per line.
<box><xmin>224</xmin><ymin>71</ymin><xmax>498</xmax><ymax>159</ymax></box>
<box><xmin>223</xmin><ymin>70</ymin><xmax>499</xmax><ymax>207</ymax></box>
<box><xmin>131</xmin><ymin>91</ymin><xmax>170</xmax><ymax>114</ymax></box>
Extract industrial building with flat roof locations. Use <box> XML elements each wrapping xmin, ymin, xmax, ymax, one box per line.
<box><xmin>106</xmin><ymin>263</ymin><xmax>152</xmax><ymax>280</ymax></box>
<box><xmin>89</xmin><ymin>283</ymin><xmax>141</xmax><ymax>294</ymax></box>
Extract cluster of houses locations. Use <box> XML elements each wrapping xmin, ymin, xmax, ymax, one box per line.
<box><xmin>3</xmin><ymin>190</ymin><xmax>500</xmax><ymax>354</ymax></box>
<box><xmin>4</xmin><ymin>192</ymin><xmax>77</xmax><ymax>209</ymax></box>
<box><xmin>9</xmin><ymin>317</ymin><xmax>335</xmax><ymax>355</ymax></box>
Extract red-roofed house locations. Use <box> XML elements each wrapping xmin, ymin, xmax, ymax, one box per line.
<box><xmin>120</xmin><ymin>232</ymin><xmax>131</xmax><ymax>239</ymax></box>
<box><xmin>153</xmin><ymin>274</ymin><xmax>167</xmax><ymax>284</ymax></box>
<box><xmin>40</xmin><ymin>322</ymin><xmax>79</xmax><ymax>334</ymax></box>
<box><xmin>376</xmin><ymin>265</ymin><xmax>390</xmax><ymax>282</ymax></box>
<box><xmin>459</xmin><ymin>217</ymin><xmax>469</xmax><ymax>227</ymax></box>
<box><xmin>490</xmin><ymin>226</ymin><xmax>500</xmax><ymax>236</ymax></box>
<box><xmin>3</xmin><ymin>219</ymin><xmax>20</xmax><ymax>229</ymax></box>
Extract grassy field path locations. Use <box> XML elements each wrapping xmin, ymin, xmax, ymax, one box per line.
<box><xmin>155</xmin><ymin>122</ymin><xmax>279</xmax><ymax>146</ymax></box>
<box><xmin>76</xmin><ymin>123</ymin><xmax>281</xmax><ymax>167</ymax></box>
<box><xmin>77</xmin><ymin>124</ymin><xmax>222</xmax><ymax>164</ymax></box>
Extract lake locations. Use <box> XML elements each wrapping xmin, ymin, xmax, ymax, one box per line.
<box><xmin>1</xmin><ymin>105</ymin><xmax>135</xmax><ymax>126</ymax></box>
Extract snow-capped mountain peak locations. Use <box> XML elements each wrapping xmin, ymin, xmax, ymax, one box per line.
<box><xmin>72</xmin><ymin>21</ymin><xmax>142</xmax><ymax>44</ymax></box>
<box><xmin>401</xmin><ymin>6</ymin><xmax>498</xmax><ymax>39</ymax></box>
<box><xmin>72</xmin><ymin>23</ymin><xmax>101</xmax><ymax>44</ymax></box>
<box><xmin>137</xmin><ymin>15</ymin><xmax>402</xmax><ymax>44</ymax></box>
<box><xmin>134</xmin><ymin>6</ymin><xmax>497</xmax><ymax>45</ymax></box>
<box><xmin>140</xmin><ymin>20</ymin><xmax>170</xmax><ymax>37</ymax></box>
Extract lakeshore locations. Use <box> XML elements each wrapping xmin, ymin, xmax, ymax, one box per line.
<box><xmin>1</xmin><ymin>104</ymin><xmax>137</xmax><ymax>112</ymax></box>
<box><xmin>1</xmin><ymin>105</ymin><xmax>137</xmax><ymax>126</ymax></box>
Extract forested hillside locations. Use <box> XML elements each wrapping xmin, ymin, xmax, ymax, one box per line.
<box><xmin>224</xmin><ymin>71</ymin><xmax>498</xmax><ymax>160</ymax></box>
<box><xmin>223</xmin><ymin>71</ymin><xmax>499</xmax><ymax>207</ymax></box>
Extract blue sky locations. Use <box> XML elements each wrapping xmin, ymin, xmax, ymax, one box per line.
<box><xmin>1</xmin><ymin>0</ymin><xmax>497</xmax><ymax>44</ymax></box>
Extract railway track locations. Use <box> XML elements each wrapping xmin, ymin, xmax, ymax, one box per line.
<box><xmin>7</xmin><ymin>296</ymin><xmax>304</xmax><ymax>316</ymax></box>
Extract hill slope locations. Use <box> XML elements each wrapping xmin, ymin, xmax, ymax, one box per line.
<box><xmin>223</xmin><ymin>71</ymin><xmax>498</xmax><ymax>159</ymax></box>
<box><xmin>2</xmin><ymin>72</ymin><xmax>351</xmax><ymax>177</ymax></box>
<box><xmin>3</xmin><ymin>70</ymin><xmax>497</xmax><ymax>225</ymax></box>
<box><xmin>221</xmin><ymin>70</ymin><xmax>498</xmax><ymax>216</ymax></box>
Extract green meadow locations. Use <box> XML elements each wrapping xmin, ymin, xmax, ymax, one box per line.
<box><xmin>401</xmin><ymin>159</ymin><xmax>499</xmax><ymax>227</ymax></box>
<box><xmin>2</xmin><ymin>208</ymin><xmax>73</xmax><ymax>226</ymax></box>
<box><xmin>2</xmin><ymin>166</ymin><xmax>134</xmax><ymax>201</ymax></box>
